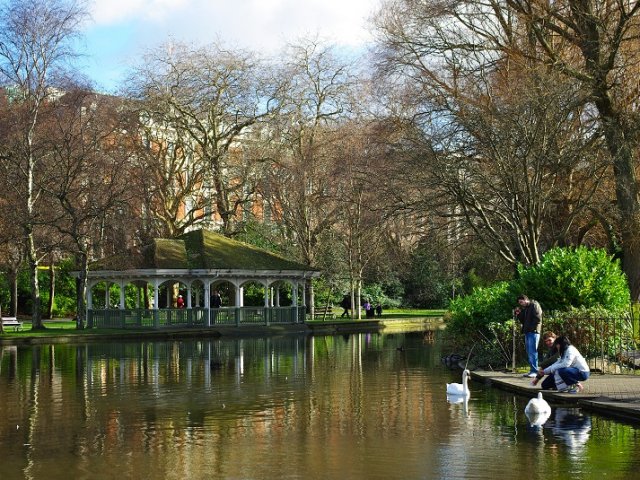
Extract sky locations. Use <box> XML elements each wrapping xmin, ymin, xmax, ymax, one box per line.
<box><xmin>80</xmin><ymin>0</ymin><xmax>381</xmax><ymax>93</ymax></box>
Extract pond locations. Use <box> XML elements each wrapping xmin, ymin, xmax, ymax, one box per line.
<box><xmin>1</xmin><ymin>331</ymin><xmax>639</xmax><ymax>479</ymax></box>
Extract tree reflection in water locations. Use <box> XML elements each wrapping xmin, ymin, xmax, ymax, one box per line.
<box><xmin>0</xmin><ymin>334</ymin><xmax>638</xmax><ymax>480</ymax></box>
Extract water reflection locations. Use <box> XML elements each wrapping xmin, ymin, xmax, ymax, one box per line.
<box><xmin>0</xmin><ymin>334</ymin><xmax>638</xmax><ymax>479</ymax></box>
<box><xmin>525</xmin><ymin>409</ymin><xmax>551</xmax><ymax>428</ymax></box>
<box><xmin>547</xmin><ymin>408</ymin><xmax>592</xmax><ymax>453</ymax></box>
<box><xmin>446</xmin><ymin>394</ymin><xmax>469</xmax><ymax>417</ymax></box>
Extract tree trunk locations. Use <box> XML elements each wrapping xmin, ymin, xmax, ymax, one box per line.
<box><xmin>46</xmin><ymin>262</ymin><xmax>55</xmax><ymax>319</ymax></box>
<box><xmin>9</xmin><ymin>268</ymin><xmax>18</xmax><ymax>317</ymax></box>
<box><xmin>75</xmin><ymin>251</ymin><xmax>88</xmax><ymax>330</ymax></box>
<box><xmin>356</xmin><ymin>278</ymin><xmax>362</xmax><ymax>320</ymax></box>
<box><xmin>308</xmin><ymin>282</ymin><xmax>315</xmax><ymax>316</ymax></box>
<box><xmin>596</xmin><ymin>101</ymin><xmax>640</xmax><ymax>301</ymax></box>
<box><xmin>26</xmin><ymin>231</ymin><xmax>43</xmax><ymax>329</ymax></box>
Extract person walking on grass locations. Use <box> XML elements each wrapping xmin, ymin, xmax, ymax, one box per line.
<box><xmin>514</xmin><ymin>294</ymin><xmax>542</xmax><ymax>378</ymax></box>
<box><xmin>340</xmin><ymin>295</ymin><xmax>351</xmax><ymax>318</ymax></box>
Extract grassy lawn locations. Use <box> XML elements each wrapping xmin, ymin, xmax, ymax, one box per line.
<box><xmin>306</xmin><ymin>308</ymin><xmax>445</xmax><ymax>324</ymax></box>
<box><xmin>384</xmin><ymin>308</ymin><xmax>445</xmax><ymax>317</ymax></box>
<box><xmin>1</xmin><ymin>319</ymin><xmax>138</xmax><ymax>337</ymax></box>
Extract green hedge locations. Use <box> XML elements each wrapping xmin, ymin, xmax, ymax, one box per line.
<box><xmin>444</xmin><ymin>247</ymin><xmax>631</xmax><ymax>367</ymax></box>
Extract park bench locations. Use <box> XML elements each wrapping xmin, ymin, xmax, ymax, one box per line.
<box><xmin>1</xmin><ymin>317</ymin><xmax>23</xmax><ymax>331</ymax></box>
<box><xmin>313</xmin><ymin>306</ymin><xmax>336</xmax><ymax>320</ymax></box>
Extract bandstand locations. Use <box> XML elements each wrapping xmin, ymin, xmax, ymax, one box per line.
<box><xmin>82</xmin><ymin>230</ymin><xmax>320</xmax><ymax>329</ymax></box>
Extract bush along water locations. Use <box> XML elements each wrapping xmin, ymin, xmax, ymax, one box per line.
<box><xmin>443</xmin><ymin>246</ymin><xmax>631</xmax><ymax>369</ymax></box>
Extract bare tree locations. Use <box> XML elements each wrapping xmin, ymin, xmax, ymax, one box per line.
<box><xmin>261</xmin><ymin>39</ymin><xmax>359</xmax><ymax>309</ymax></box>
<box><xmin>41</xmin><ymin>89</ymin><xmax>131</xmax><ymax>329</ymax></box>
<box><xmin>373</xmin><ymin>1</ymin><xmax>611</xmax><ymax>271</ymax></box>
<box><xmin>126</xmin><ymin>109</ymin><xmax>210</xmax><ymax>238</ymax></box>
<box><xmin>374</xmin><ymin>0</ymin><xmax>640</xmax><ymax>298</ymax></box>
<box><xmin>0</xmin><ymin>0</ymin><xmax>86</xmax><ymax>328</ymax></box>
<box><xmin>126</xmin><ymin>41</ymin><xmax>277</xmax><ymax>236</ymax></box>
<box><xmin>331</xmin><ymin>121</ymin><xmax>390</xmax><ymax>318</ymax></box>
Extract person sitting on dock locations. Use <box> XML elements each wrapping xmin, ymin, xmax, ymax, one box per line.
<box><xmin>531</xmin><ymin>331</ymin><xmax>558</xmax><ymax>389</ymax></box>
<box><xmin>537</xmin><ymin>336</ymin><xmax>590</xmax><ymax>393</ymax></box>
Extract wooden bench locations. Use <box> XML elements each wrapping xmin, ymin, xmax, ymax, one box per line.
<box><xmin>1</xmin><ymin>317</ymin><xmax>23</xmax><ymax>331</ymax></box>
<box><xmin>313</xmin><ymin>306</ymin><xmax>336</xmax><ymax>320</ymax></box>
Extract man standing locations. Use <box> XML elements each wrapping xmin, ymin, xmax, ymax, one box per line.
<box><xmin>515</xmin><ymin>294</ymin><xmax>542</xmax><ymax>378</ymax></box>
<box><xmin>211</xmin><ymin>290</ymin><xmax>222</xmax><ymax>323</ymax></box>
<box><xmin>340</xmin><ymin>294</ymin><xmax>351</xmax><ymax>318</ymax></box>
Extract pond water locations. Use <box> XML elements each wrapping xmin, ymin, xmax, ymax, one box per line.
<box><xmin>1</xmin><ymin>331</ymin><xmax>639</xmax><ymax>479</ymax></box>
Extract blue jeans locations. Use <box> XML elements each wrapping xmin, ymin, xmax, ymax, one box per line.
<box><xmin>524</xmin><ymin>332</ymin><xmax>540</xmax><ymax>373</ymax></box>
<box><xmin>557</xmin><ymin>367</ymin><xmax>590</xmax><ymax>386</ymax></box>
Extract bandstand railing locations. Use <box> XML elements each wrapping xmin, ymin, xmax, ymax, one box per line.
<box><xmin>87</xmin><ymin>306</ymin><xmax>305</xmax><ymax>329</ymax></box>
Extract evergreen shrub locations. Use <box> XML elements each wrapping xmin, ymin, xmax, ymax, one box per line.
<box><xmin>444</xmin><ymin>247</ymin><xmax>631</xmax><ymax>367</ymax></box>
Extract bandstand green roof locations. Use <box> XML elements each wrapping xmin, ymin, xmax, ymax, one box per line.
<box><xmin>90</xmin><ymin>230</ymin><xmax>316</xmax><ymax>272</ymax></box>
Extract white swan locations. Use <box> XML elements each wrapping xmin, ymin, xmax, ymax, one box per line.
<box><xmin>525</xmin><ymin>409</ymin><xmax>551</xmax><ymax>427</ymax></box>
<box><xmin>446</xmin><ymin>369</ymin><xmax>471</xmax><ymax>396</ymax></box>
<box><xmin>525</xmin><ymin>392</ymin><xmax>551</xmax><ymax>415</ymax></box>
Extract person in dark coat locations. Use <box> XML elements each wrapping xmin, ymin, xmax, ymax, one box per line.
<box><xmin>211</xmin><ymin>290</ymin><xmax>222</xmax><ymax>322</ymax></box>
<box><xmin>515</xmin><ymin>294</ymin><xmax>543</xmax><ymax>378</ymax></box>
<box><xmin>340</xmin><ymin>295</ymin><xmax>351</xmax><ymax>318</ymax></box>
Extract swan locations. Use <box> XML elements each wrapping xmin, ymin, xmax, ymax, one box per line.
<box><xmin>446</xmin><ymin>369</ymin><xmax>471</xmax><ymax>396</ymax></box>
<box><xmin>525</xmin><ymin>392</ymin><xmax>551</xmax><ymax>415</ymax></box>
<box><xmin>525</xmin><ymin>409</ymin><xmax>551</xmax><ymax>427</ymax></box>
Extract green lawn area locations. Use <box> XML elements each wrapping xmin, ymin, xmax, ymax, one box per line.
<box><xmin>384</xmin><ymin>308</ymin><xmax>445</xmax><ymax>317</ymax></box>
<box><xmin>306</xmin><ymin>308</ymin><xmax>445</xmax><ymax>324</ymax></box>
<box><xmin>0</xmin><ymin>319</ymin><xmax>135</xmax><ymax>337</ymax></box>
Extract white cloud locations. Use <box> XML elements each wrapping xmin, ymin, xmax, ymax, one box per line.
<box><xmin>90</xmin><ymin>0</ymin><xmax>189</xmax><ymax>24</ymax></box>
<box><xmin>89</xmin><ymin>0</ymin><xmax>378</xmax><ymax>51</ymax></box>
<box><xmin>83</xmin><ymin>0</ymin><xmax>380</xmax><ymax>91</ymax></box>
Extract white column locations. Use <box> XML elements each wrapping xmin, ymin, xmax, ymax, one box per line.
<box><xmin>238</xmin><ymin>286</ymin><xmax>244</xmax><ymax>307</ymax></box>
<box><xmin>292</xmin><ymin>283</ymin><xmax>299</xmax><ymax>324</ymax></box>
<box><xmin>264</xmin><ymin>284</ymin><xmax>270</xmax><ymax>308</ymax></box>
<box><xmin>104</xmin><ymin>282</ymin><xmax>110</xmax><ymax>308</ymax></box>
<box><xmin>119</xmin><ymin>281</ymin><xmax>125</xmax><ymax>309</ymax></box>
<box><xmin>153</xmin><ymin>279</ymin><xmax>160</xmax><ymax>328</ymax></box>
<box><xmin>204</xmin><ymin>280</ymin><xmax>211</xmax><ymax>327</ymax></box>
<box><xmin>87</xmin><ymin>285</ymin><xmax>93</xmax><ymax>309</ymax></box>
<box><xmin>152</xmin><ymin>281</ymin><xmax>159</xmax><ymax>309</ymax></box>
<box><xmin>186</xmin><ymin>283</ymin><xmax>192</xmax><ymax>308</ymax></box>
<box><xmin>275</xmin><ymin>287</ymin><xmax>280</xmax><ymax>307</ymax></box>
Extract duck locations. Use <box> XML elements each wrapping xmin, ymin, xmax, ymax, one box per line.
<box><xmin>442</xmin><ymin>353</ymin><xmax>464</xmax><ymax>368</ymax></box>
<box><xmin>446</xmin><ymin>369</ymin><xmax>471</xmax><ymax>396</ymax></box>
<box><xmin>524</xmin><ymin>391</ymin><xmax>551</xmax><ymax>415</ymax></box>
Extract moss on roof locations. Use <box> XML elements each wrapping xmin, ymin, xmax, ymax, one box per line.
<box><xmin>90</xmin><ymin>229</ymin><xmax>314</xmax><ymax>272</ymax></box>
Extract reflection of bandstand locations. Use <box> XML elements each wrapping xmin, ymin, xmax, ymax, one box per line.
<box><xmin>79</xmin><ymin>230</ymin><xmax>320</xmax><ymax>329</ymax></box>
